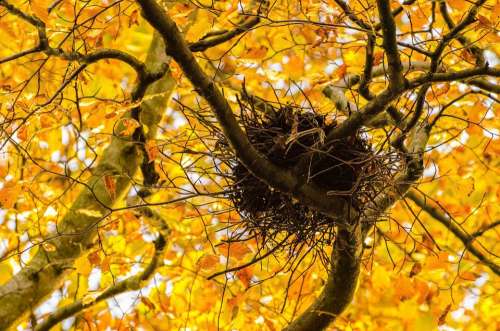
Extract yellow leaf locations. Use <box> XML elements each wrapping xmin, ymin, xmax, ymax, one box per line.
<box><xmin>75</xmin><ymin>256</ymin><xmax>92</xmax><ymax>276</ymax></box>
<box><xmin>81</xmin><ymin>293</ymin><xmax>97</xmax><ymax>305</ymax></box>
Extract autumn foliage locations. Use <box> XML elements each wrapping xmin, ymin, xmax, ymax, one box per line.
<box><xmin>0</xmin><ymin>0</ymin><xmax>499</xmax><ymax>330</ymax></box>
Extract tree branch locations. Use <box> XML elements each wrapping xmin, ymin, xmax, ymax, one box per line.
<box><xmin>439</xmin><ymin>0</ymin><xmax>486</xmax><ymax>66</ymax></box>
<box><xmin>189</xmin><ymin>16</ymin><xmax>260</xmax><ymax>52</ymax></box>
<box><xmin>406</xmin><ymin>190</ymin><xmax>500</xmax><ymax>276</ymax></box>
<box><xmin>0</xmin><ymin>33</ymin><xmax>175</xmax><ymax>330</ymax></box>
<box><xmin>136</xmin><ymin>0</ymin><xmax>353</xmax><ymax>223</ymax></box>
<box><xmin>34</xmin><ymin>234</ymin><xmax>167</xmax><ymax>331</ymax></box>
<box><xmin>283</xmin><ymin>227</ymin><xmax>363</xmax><ymax>331</ymax></box>
<box><xmin>376</xmin><ymin>0</ymin><xmax>405</xmax><ymax>89</ymax></box>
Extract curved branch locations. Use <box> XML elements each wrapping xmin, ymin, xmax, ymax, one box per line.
<box><xmin>136</xmin><ymin>0</ymin><xmax>352</xmax><ymax>222</ymax></box>
<box><xmin>409</xmin><ymin>66</ymin><xmax>500</xmax><ymax>88</ymax></box>
<box><xmin>467</xmin><ymin>78</ymin><xmax>500</xmax><ymax>94</ymax></box>
<box><xmin>439</xmin><ymin>0</ymin><xmax>486</xmax><ymax>65</ymax></box>
<box><xmin>34</xmin><ymin>235</ymin><xmax>167</xmax><ymax>331</ymax></box>
<box><xmin>189</xmin><ymin>16</ymin><xmax>260</xmax><ymax>52</ymax></box>
<box><xmin>0</xmin><ymin>34</ymin><xmax>175</xmax><ymax>330</ymax></box>
<box><xmin>406</xmin><ymin>190</ymin><xmax>500</xmax><ymax>276</ymax></box>
<box><xmin>0</xmin><ymin>0</ymin><xmax>150</xmax><ymax>80</ymax></box>
<box><xmin>322</xmin><ymin>61</ymin><xmax>434</xmax><ymax>128</ymax></box>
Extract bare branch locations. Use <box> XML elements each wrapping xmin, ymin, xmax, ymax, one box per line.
<box><xmin>406</xmin><ymin>190</ymin><xmax>500</xmax><ymax>276</ymax></box>
<box><xmin>189</xmin><ymin>16</ymin><xmax>260</xmax><ymax>52</ymax></box>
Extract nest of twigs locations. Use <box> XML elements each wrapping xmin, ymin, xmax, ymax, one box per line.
<box><xmin>216</xmin><ymin>95</ymin><xmax>400</xmax><ymax>258</ymax></box>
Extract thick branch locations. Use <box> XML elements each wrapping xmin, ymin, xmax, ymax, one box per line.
<box><xmin>34</xmin><ymin>235</ymin><xmax>166</xmax><ymax>331</ymax></box>
<box><xmin>284</xmin><ymin>227</ymin><xmax>363</xmax><ymax>331</ymax></box>
<box><xmin>136</xmin><ymin>0</ymin><xmax>352</xmax><ymax>222</ymax></box>
<box><xmin>467</xmin><ymin>78</ymin><xmax>500</xmax><ymax>94</ymax></box>
<box><xmin>409</xmin><ymin>66</ymin><xmax>500</xmax><ymax>88</ymax></box>
<box><xmin>322</xmin><ymin>61</ymin><xmax>433</xmax><ymax>128</ymax></box>
<box><xmin>0</xmin><ymin>34</ymin><xmax>175</xmax><ymax>330</ymax></box>
<box><xmin>376</xmin><ymin>0</ymin><xmax>405</xmax><ymax>89</ymax></box>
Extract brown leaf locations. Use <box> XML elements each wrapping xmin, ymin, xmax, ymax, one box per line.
<box><xmin>88</xmin><ymin>251</ymin><xmax>101</xmax><ymax>265</ymax></box>
<box><xmin>438</xmin><ymin>304</ymin><xmax>452</xmax><ymax>326</ymax></box>
<box><xmin>141</xmin><ymin>297</ymin><xmax>156</xmax><ymax>310</ymax></box>
<box><xmin>409</xmin><ymin>262</ymin><xmax>422</xmax><ymax>277</ymax></box>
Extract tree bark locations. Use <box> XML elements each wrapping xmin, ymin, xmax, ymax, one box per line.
<box><xmin>284</xmin><ymin>226</ymin><xmax>363</xmax><ymax>331</ymax></box>
<box><xmin>0</xmin><ymin>33</ymin><xmax>175</xmax><ymax>330</ymax></box>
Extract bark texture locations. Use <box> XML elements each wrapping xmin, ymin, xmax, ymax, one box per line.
<box><xmin>0</xmin><ymin>33</ymin><xmax>175</xmax><ymax>330</ymax></box>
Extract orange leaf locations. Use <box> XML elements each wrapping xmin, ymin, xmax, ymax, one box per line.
<box><xmin>425</xmin><ymin>252</ymin><xmax>449</xmax><ymax>270</ymax></box>
<box><xmin>17</xmin><ymin>126</ymin><xmax>28</xmax><ymax>141</ymax></box>
<box><xmin>104</xmin><ymin>175</ymin><xmax>116</xmax><ymax>200</ymax></box>
<box><xmin>119</xmin><ymin>118</ymin><xmax>140</xmax><ymax>136</ymax></box>
<box><xmin>0</xmin><ymin>184</ymin><xmax>21</xmax><ymax>208</ymax></box>
<box><xmin>244</xmin><ymin>46</ymin><xmax>268</xmax><ymax>60</ymax></box>
<box><xmin>477</xmin><ymin>14</ymin><xmax>492</xmax><ymax>28</ymax></box>
<box><xmin>145</xmin><ymin>140</ymin><xmax>159</xmax><ymax>161</ymax></box>
<box><xmin>373</xmin><ymin>52</ymin><xmax>384</xmax><ymax>65</ymax></box>
<box><xmin>129</xmin><ymin>9</ymin><xmax>139</xmax><ymax>27</ymax></box>
<box><xmin>335</xmin><ymin>64</ymin><xmax>348</xmax><ymax>78</ymax></box>
<box><xmin>218</xmin><ymin>242</ymin><xmax>251</xmax><ymax>260</ymax></box>
<box><xmin>236</xmin><ymin>268</ymin><xmax>252</xmax><ymax>287</ymax></box>
<box><xmin>394</xmin><ymin>275</ymin><xmax>415</xmax><ymax>300</ymax></box>
<box><xmin>141</xmin><ymin>297</ymin><xmax>156</xmax><ymax>310</ymax></box>
<box><xmin>31</xmin><ymin>1</ymin><xmax>49</xmax><ymax>23</ymax></box>
<box><xmin>88</xmin><ymin>251</ymin><xmax>101</xmax><ymax>265</ymax></box>
<box><xmin>460</xmin><ymin>271</ymin><xmax>479</xmax><ymax>281</ymax></box>
<box><xmin>198</xmin><ymin>254</ymin><xmax>219</xmax><ymax>270</ymax></box>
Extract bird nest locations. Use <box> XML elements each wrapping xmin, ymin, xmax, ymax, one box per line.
<box><xmin>216</xmin><ymin>95</ymin><xmax>400</xmax><ymax>258</ymax></box>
